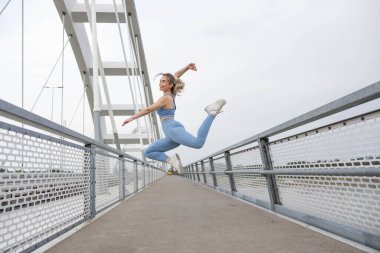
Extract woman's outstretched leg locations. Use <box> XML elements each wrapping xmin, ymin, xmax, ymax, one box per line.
<box><xmin>166</xmin><ymin>115</ymin><xmax>215</xmax><ymax>149</ymax></box>
<box><xmin>144</xmin><ymin>137</ymin><xmax>180</xmax><ymax>162</ymax></box>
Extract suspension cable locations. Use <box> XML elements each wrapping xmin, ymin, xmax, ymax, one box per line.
<box><xmin>83</xmin><ymin>0</ymin><xmax>121</xmax><ymax>149</ymax></box>
<box><xmin>112</xmin><ymin>0</ymin><xmax>144</xmax><ymax>148</ymax></box>
<box><xmin>133</xmin><ymin>34</ymin><xmax>156</xmax><ymax>143</ymax></box>
<box><xmin>129</xmin><ymin>14</ymin><xmax>157</xmax><ymax>144</ymax></box>
<box><xmin>128</xmin><ymin>35</ymin><xmax>152</xmax><ymax>145</ymax></box>
<box><xmin>21</xmin><ymin>0</ymin><xmax>24</xmax><ymax>169</ymax></box>
<box><xmin>82</xmin><ymin>72</ymin><xmax>86</xmax><ymax>135</ymax></box>
<box><xmin>31</xmin><ymin>35</ymin><xmax>72</xmax><ymax>112</ymax></box>
<box><xmin>21</xmin><ymin>0</ymin><xmax>24</xmax><ymax>109</ymax></box>
<box><xmin>0</xmin><ymin>0</ymin><xmax>12</xmax><ymax>16</ymax></box>
<box><xmin>68</xmin><ymin>85</ymin><xmax>88</xmax><ymax>128</ymax></box>
<box><xmin>61</xmin><ymin>13</ymin><xmax>66</xmax><ymax>125</ymax></box>
<box><xmin>50</xmin><ymin>87</ymin><xmax>55</xmax><ymax>121</ymax></box>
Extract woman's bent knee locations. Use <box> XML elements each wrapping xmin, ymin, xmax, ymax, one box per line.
<box><xmin>144</xmin><ymin>149</ymin><xmax>151</xmax><ymax>157</ymax></box>
<box><xmin>193</xmin><ymin>142</ymin><xmax>204</xmax><ymax>149</ymax></box>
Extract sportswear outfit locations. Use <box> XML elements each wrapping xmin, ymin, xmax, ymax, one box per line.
<box><xmin>144</xmin><ymin>94</ymin><xmax>215</xmax><ymax>162</ymax></box>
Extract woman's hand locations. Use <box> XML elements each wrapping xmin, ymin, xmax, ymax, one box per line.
<box><xmin>187</xmin><ymin>63</ymin><xmax>197</xmax><ymax>71</ymax></box>
<box><xmin>121</xmin><ymin>117</ymin><xmax>133</xmax><ymax>126</ymax></box>
<box><xmin>174</xmin><ymin>63</ymin><xmax>197</xmax><ymax>78</ymax></box>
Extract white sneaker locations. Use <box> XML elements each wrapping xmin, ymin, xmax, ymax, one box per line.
<box><xmin>205</xmin><ymin>99</ymin><xmax>227</xmax><ymax>116</ymax></box>
<box><xmin>170</xmin><ymin>153</ymin><xmax>183</xmax><ymax>174</ymax></box>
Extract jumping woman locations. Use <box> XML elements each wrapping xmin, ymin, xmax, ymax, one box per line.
<box><xmin>121</xmin><ymin>63</ymin><xmax>226</xmax><ymax>174</ymax></box>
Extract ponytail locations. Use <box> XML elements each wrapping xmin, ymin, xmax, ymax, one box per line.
<box><xmin>156</xmin><ymin>73</ymin><xmax>185</xmax><ymax>96</ymax></box>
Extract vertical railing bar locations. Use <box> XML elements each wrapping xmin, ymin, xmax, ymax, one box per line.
<box><xmin>209</xmin><ymin>157</ymin><xmax>218</xmax><ymax>187</ymax></box>
<box><xmin>143</xmin><ymin>162</ymin><xmax>146</xmax><ymax>188</ymax></box>
<box><xmin>258</xmin><ymin>138</ymin><xmax>281</xmax><ymax>210</ymax></box>
<box><xmin>134</xmin><ymin>160</ymin><xmax>138</xmax><ymax>193</ymax></box>
<box><xmin>195</xmin><ymin>163</ymin><xmax>200</xmax><ymax>182</ymax></box>
<box><xmin>224</xmin><ymin>151</ymin><xmax>236</xmax><ymax>194</ymax></box>
<box><xmin>120</xmin><ymin>155</ymin><xmax>125</xmax><ymax>199</ymax></box>
<box><xmin>201</xmin><ymin>161</ymin><xmax>207</xmax><ymax>184</ymax></box>
<box><xmin>86</xmin><ymin>143</ymin><xmax>96</xmax><ymax>219</ymax></box>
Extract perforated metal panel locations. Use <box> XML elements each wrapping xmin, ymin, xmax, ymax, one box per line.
<box><xmin>213</xmin><ymin>157</ymin><xmax>230</xmax><ymax>190</ymax></box>
<box><xmin>230</xmin><ymin>146</ymin><xmax>263</xmax><ymax>171</ymax></box>
<box><xmin>269</xmin><ymin>111</ymin><xmax>380</xmax><ymax>235</ymax></box>
<box><xmin>0</xmin><ymin>128</ymin><xmax>90</xmax><ymax>253</ymax></box>
<box><xmin>194</xmin><ymin>163</ymin><xmax>201</xmax><ymax>182</ymax></box>
<box><xmin>124</xmin><ymin>160</ymin><xmax>136</xmax><ymax>196</ymax></box>
<box><xmin>95</xmin><ymin>150</ymin><xmax>122</xmax><ymax>212</ymax></box>
<box><xmin>137</xmin><ymin>164</ymin><xmax>144</xmax><ymax>190</ymax></box>
<box><xmin>145</xmin><ymin>166</ymin><xmax>150</xmax><ymax>185</ymax></box>
<box><xmin>230</xmin><ymin>146</ymin><xmax>269</xmax><ymax>202</ymax></box>
<box><xmin>269</xmin><ymin>111</ymin><xmax>380</xmax><ymax>170</ymax></box>
<box><xmin>277</xmin><ymin>175</ymin><xmax>380</xmax><ymax>234</ymax></box>
<box><xmin>203</xmin><ymin>161</ymin><xmax>213</xmax><ymax>186</ymax></box>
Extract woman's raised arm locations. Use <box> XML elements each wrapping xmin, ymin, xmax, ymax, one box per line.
<box><xmin>121</xmin><ymin>96</ymin><xmax>169</xmax><ymax>126</ymax></box>
<box><xmin>174</xmin><ymin>63</ymin><xmax>197</xmax><ymax>78</ymax></box>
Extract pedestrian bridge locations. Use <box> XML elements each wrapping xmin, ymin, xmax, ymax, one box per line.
<box><xmin>1</xmin><ymin>0</ymin><xmax>380</xmax><ymax>252</ymax></box>
<box><xmin>0</xmin><ymin>81</ymin><xmax>380</xmax><ymax>253</ymax></box>
<box><xmin>43</xmin><ymin>176</ymin><xmax>365</xmax><ymax>253</ymax></box>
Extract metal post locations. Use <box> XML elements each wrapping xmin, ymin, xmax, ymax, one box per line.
<box><xmin>209</xmin><ymin>157</ymin><xmax>217</xmax><ymax>187</ymax></box>
<box><xmin>120</xmin><ymin>155</ymin><xmax>125</xmax><ymax>199</ymax></box>
<box><xmin>195</xmin><ymin>163</ymin><xmax>201</xmax><ymax>182</ymax></box>
<box><xmin>148</xmin><ymin>166</ymin><xmax>150</xmax><ymax>185</ymax></box>
<box><xmin>258</xmin><ymin>138</ymin><xmax>281</xmax><ymax>210</ymax></box>
<box><xmin>142</xmin><ymin>163</ymin><xmax>146</xmax><ymax>188</ymax></box>
<box><xmin>148</xmin><ymin>166</ymin><xmax>151</xmax><ymax>185</ymax></box>
<box><xmin>134</xmin><ymin>160</ymin><xmax>138</xmax><ymax>192</ymax></box>
<box><xmin>224</xmin><ymin>151</ymin><xmax>236</xmax><ymax>194</ymax></box>
<box><xmin>86</xmin><ymin>144</ymin><xmax>96</xmax><ymax>219</ymax></box>
<box><xmin>201</xmin><ymin>161</ymin><xmax>207</xmax><ymax>184</ymax></box>
<box><xmin>91</xmin><ymin>0</ymin><xmax>101</xmax><ymax>142</ymax></box>
<box><xmin>191</xmin><ymin>164</ymin><xmax>195</xmax><ymax>180</ymax></box>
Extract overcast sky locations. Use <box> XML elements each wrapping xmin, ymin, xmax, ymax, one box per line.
<box><xmin>1</xmin><ymin>0</ymin><xmax>380</xmax><ymax>164</ymax></box>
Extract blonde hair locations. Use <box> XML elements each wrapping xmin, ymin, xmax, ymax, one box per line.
<box><xmin>156</xmin><ymin>73</ymin><xmax>185</xmax><ymax>95</ymax></box>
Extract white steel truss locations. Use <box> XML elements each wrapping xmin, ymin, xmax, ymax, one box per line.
<box><xmin>52</xmin><ymin>0</ymin><xmax>160</xmax><ymax>155</ymax></box>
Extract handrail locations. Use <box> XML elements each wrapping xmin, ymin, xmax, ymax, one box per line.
<box><xmin>193</xmin><ymin>81</ymin><xmax>380</xmax><ymax>164</ymax></box>
<box><xmin>0</xmin><ymin>98</ymin><xmax>148</xmax><ymax>164</ymax></box>
<box><xmin>184</xmin><ymin>167</ymin><xmax>380</xmax><ymax>177</ymax></box>
<box><xmin>184</xmin><ymin>81</ymin><xmax>380</xmax><ymax>250</ymax></box>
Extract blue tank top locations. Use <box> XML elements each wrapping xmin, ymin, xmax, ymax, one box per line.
<box><xmin>156</xmin><ymin>94</ymin><xmax>176</xmax><ymax>118</ymax></box>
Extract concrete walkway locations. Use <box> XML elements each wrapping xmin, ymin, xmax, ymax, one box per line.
<box><xmin>46</xmin><ymin>176</ymin><xmax>365</xmax><ymax>253</ymax></box>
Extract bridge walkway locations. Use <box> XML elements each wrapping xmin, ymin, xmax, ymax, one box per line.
<box><xmin>45</xmin><ymin>176</ymin><xmax>364</xmax><ymax>253</ymax></box>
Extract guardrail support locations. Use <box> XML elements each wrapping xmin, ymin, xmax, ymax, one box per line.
<box><xmin>120</xmin><ymin>155</ymin><xmax>125</xmax><ymax>199</ymax></box>
<box><xmin>195</xmin><ymin>163</ymin><xmax>201</xmax><ymax>182</ymax></box>
<box><xmin>224</xmin><ymin>151</ymin><xmax>236</xmax><ymax>194</ymax></box>
<box><xmin>258</xmin><ymin>138</ymin><xmax>281</xmax><ymax>210</ymax></box>
<box><xmin>201</xmin><ymin>161</ymin><xmax>207</xmax><ymax>184</ymax></box>
<box><xmin>86</xmin><ymin>144</ymin><xmax>96</xmax><ymax>219</ymax></box>
<box><xmin>209</xmin><ymin>157</ymin><xmax>218</xmax><ymax>187</ymax></box>
<box><xmin>134</xmin><ymin>160</ymin><xmax>138</xmax><ymax>192</ymax></box>
<box><xmin>191</xmin><ymin>164</ymin><xmax>195</xmax><ymax>180</ymax></box>
<box><xmin>142</xmin><ymin>163</ymin><xmax>146</xmax><ymax>188</ymax></box>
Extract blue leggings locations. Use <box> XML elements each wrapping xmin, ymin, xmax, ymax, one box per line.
<box><xmin>144</xmin><ymin>115</ymin><xmax>215</xmax><ymax>162</ymax></box>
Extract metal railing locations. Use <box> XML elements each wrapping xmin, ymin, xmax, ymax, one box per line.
<box><xmin>184</xmin><ymin>81</ymin><xmax>380</xmax><ymax>250</ymax></box>
<box><xmin>0</xmin><ymin>99</ymin><xmax>166</xmax><ymax>253</ymax></box>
